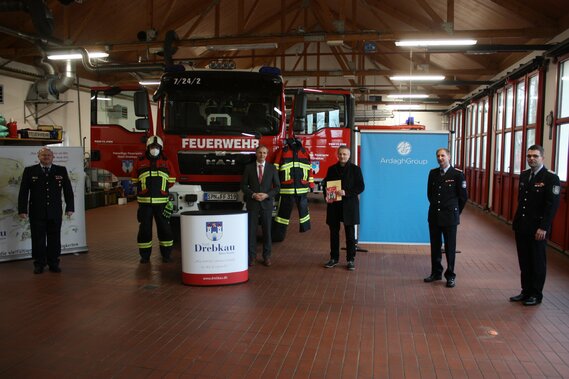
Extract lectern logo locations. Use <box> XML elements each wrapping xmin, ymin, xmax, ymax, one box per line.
<box><xmin>206</xmin><ymin>222</ymin><xmax>223</xmax><ymax>241</ymax></box>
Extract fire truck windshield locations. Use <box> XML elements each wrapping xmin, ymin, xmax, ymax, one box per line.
<box><xmin>161</xmin><ymin>71</ymin><xmax>283</xmax><ymax>136</ymax></box>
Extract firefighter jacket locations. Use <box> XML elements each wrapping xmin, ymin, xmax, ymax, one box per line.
<box><xmin>273</xmin><ymin>139</ymin><xmax>314</xmax><ymax>195</ymax></box>
<box><xmin>131</xmin><ymin>154</ymin><xmax>176</xmax><ymax>204</ymax></box>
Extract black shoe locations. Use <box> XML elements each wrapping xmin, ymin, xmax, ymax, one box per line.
<box><xmin>523</xmin><ymin>297</ymin><xmax>542</xmax><ymax>306</ymax></box>
<box><xmin>139</xmin><ymin>257</ymin><xmax>150</xmax><ymax>264</ymax></box>
<box><xmin>324</xmin><ymin>259</ymin><xmax>338</xmax><ymax>268</ymax></box>
<box><xmin>48</xmin><ymin>266</ymin><xmax>61</xmax><ymax>273</ymax></box>
<box><xmin>509</xmin><ymin>293</ymin><xmax>526</xmax><ymax>302</ymax></box>
<box><xmin>446</xmin><ymin>278</ymin><xmax>456</xmax><ymax>288</ymax></box>
<box><xmin>347</xmin><ymin>260</ymin><xmax>355</xmax><ymax>271</ymax></box>
<box><xmin>424</xmin><ymin>274</ymin><xmax>442</xmax><ymax>283</ymax></box>
<box><xmin>33</xmin><ymin>266</ymin><xmax>44</xmax><ymax>274</ymax></box>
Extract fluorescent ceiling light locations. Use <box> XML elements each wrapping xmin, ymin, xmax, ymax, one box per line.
<box><xmin>395</xmin><ymin>39</ymin><xmax>477</xmax><ymax>47</ymax></box>
<box><xmin>206</xmin><ymin>43</ymin><xmax>278</xmax><ymax>51</ymax></box>
<box><xmin>47</xmin><ymin>51</ymin><xmax>109</xmax><ymax>60</ymax></box>
<box><xmin>387</xmin><ymin>94</ymin><xmax>429</xmax><ymax>99</ymax></box>
<box><xmin>326</xmin><ymin>40</ymin><xmax>344</xmax><ymax>46</ymax></box>
<box><xmin>390</xmin><ymin>75</ymin><xmax>445</xmax><ymax>81</ymax></box>
<box><xmin>139</xmin><ymin>80</ymin><xmax>161</xmax><ymax>86</ymax></box>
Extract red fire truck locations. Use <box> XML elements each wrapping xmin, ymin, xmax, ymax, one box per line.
<box><xmin>89</xmin><ymin>66</ymin><xmax>356</xmax><ymax>231</ymax></box>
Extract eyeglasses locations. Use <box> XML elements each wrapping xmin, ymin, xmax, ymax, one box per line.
<box><xmin>526</xmin><ymin>154</ymin><xmax>541</xmax><ymax>158</ymax></box>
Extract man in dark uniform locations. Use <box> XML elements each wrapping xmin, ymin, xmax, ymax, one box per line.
<box><xmin>132</xmin><ymin>135</ymin><xmax>176</xmax><ymax>263</ymax></box>
<box><xmin>323</xmin><ymin>145</ymin><xmax>365</xmax><ymax>271</ymax></box>
<box><xmin>424</xmin><ymin>147</ymin><xmax>467</xmax><ymax>288</ymax></box>
<box><xmin>510</xmin><ymin>144</ymin><xmax>561</xmax><ymax>306</ymax></box>
<box><xmin>241</xmin><ymin>144</ymin><xmax>280</xmax><ymax>267</ymax></box>
<box><xmin>18</xmin><ymin>147</ymin><xmax>74</xmax><ymax>274</ymax></box>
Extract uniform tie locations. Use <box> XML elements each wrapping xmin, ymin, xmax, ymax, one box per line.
<box><xmin>258</xmin><ymin>164</ymin><xmax>263</xmax><ymax>183</ymax></box>
<box><xmin>440</xmin><ymin>168</ymin><xmax>445</xmax><ymax>176</ymax></box>
<box><xmin>43</xmin><ymin>166</ymin><xmax>49</xmax><ymax>175</ymax></box>
<box><xmin>529</xmin><ymin>171</ymin><xmax>535</xmax><ymax>182</ymax></box>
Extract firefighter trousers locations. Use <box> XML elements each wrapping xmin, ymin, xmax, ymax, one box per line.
<box><xmin>272</xmin><ymin>194</ymin><xmax>311</xmax><ymax>242</ymax></box>
<box><xmin>137</xmin><ymin>204</ymin><xmax>174</xmax><ymax>259</ymax></box>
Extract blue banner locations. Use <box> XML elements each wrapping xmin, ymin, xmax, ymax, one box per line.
<box><xmin>359</xmin><ymin>131</ymin><xmax>448</xmax><ymax>244</ymax></box>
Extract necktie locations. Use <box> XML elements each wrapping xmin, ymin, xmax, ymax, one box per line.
<box><xmin>440</xmin><ymin>168</ymin><xmax>445</xmax><ymax>176</ymax></box>
<box><xmin>258</xmin><ymin>164</ymin><xmax>263</xmax><ymax>183</ymax></box>
<box><xmin>43</xmin><ymin>166</ymin><xmax>49</xmax><ymax>175</ymax></box>
<box><xmin>529</xmin><ymin>172</ymin><xmax>534</xmax><ymax>182</ymax></box>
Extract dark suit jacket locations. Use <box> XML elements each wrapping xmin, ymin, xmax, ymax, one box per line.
<box><xmin>513</xmin><ymin>167</ymin><xmax>560</xmax><ymax>233</ymax></box>
<box><xmin>241</xmin><ymin>161</ymin><xmax>280</xmax><ymax>211</ymax></box>
<box><xmin>427</xmin><ymin>166</ymin><xmax>467</xmax><ymax>226</ymax></box>
<box><xmin>18</xmin><ymin>164</ymin><xmax>74</xmax><ymax>220</ymax></box>
<box><xmin>323</xmin><ymin>161</ymin><xmax>365</xmax><ymax>226</ymax></box>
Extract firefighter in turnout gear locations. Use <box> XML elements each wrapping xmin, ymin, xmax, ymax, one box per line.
<box><xmin>272</xmin><ymin>137</ymin><xmax>314</xmax><ymax>242</ymax></box>
<box><xmin>132</xmin><ymin>136</ymin><xmax>176</xmax><ymax>263</ymax></box>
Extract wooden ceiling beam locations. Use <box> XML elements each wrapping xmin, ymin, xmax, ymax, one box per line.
<box><xmin>414</xmin><ymin>0</ymin><xmax>444</xmax><ymax>27</ymax></box>
<box><xmin>487</xmin><ymin>0</ymin><xmax>555</xmax><ymax>27</ymax></box>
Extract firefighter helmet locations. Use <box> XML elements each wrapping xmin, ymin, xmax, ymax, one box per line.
<box><xmin>146</xmin><ymin>135</ymin><xmax>163</xmax><ymax>149</ymax></box>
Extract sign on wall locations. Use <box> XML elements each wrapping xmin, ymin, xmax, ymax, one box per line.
<box><xmin>0</xmin><ymin>146</ymin><xmax>87</xmax><ymax>262</ymax></box>
<box><xmin>359</xmin><ymin>131</ymin><xmax>448</xmax><ymax>244</ymax></box>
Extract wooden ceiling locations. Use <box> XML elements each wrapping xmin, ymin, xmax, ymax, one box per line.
<box><xmin>1</xmin><ymin>0</ymin><xmax>569</xmax><ymax>107</ymax></box>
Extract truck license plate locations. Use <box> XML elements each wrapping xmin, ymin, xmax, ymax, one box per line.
<box><xmin>204</xmin><ymin>192</ymin><xmax>238</xmax><ymax>201</ymax></box>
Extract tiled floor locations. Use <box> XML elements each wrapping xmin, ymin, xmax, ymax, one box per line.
<box><xmin>2</xmin><ymin>197</ymin><xmax>569</xmax><ymax>378</ymax></box>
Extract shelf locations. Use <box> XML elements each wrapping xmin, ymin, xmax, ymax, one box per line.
<box><xmin>0</xmin><ymin>137</ymin><xmax>62</xmax><ymax>146</ymax></box>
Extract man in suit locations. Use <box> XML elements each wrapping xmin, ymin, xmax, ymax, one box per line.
<box><xmin>510</xmin><ymin>144</ymin><xmax>561</xmax><ymax>306</ymax></box>
<box><xmin>424</xmin><ymin>147</ymin><xmax>467</xmax><ymax>288</ymax></box>
<box><xmin>323</xmin><ymin>145</ymin><xmax>365</xmax><ymax>271</ymax></box>
<box><xmin>241</xmin><ymin>144</ymin><xmax>280</xmax><ymax>267</ymax></box>
<box><xmin>18</xmin><ymin>147</ymin><xmax>74</xmax><ymax>274</ymax></box>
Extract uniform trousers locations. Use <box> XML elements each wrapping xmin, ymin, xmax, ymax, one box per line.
<box><xmin>428</xmin><ymin>223</ymin><xmax>457</xmax><ymax>279</ymax></box>
<box><xmin>30</xmin><ymin>217</ymin><xmax>62</xmax><ymax>268</ymax></box>
<box><xmin>137</xmin><ymin>204</ymin><xmax>173</xmax><ymax>259</ymax></box>
<box><xmin>272</xmin><ymin>194</ymin><xmax>311</xmax><ymax>241</ymax></box>
<box><xmin>515</xmin><ymin>231</ymin><xmax>547</xmax><ymax>300</ymax></box>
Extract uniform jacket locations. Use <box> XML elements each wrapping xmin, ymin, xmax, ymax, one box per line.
<box><xmin>18</xmin><ymin>164</ymin><xmax>74</xmax><ymax>220</ymax></box>
<box><xmin>427</xmin><ymin>166</ymin><xmax>467</xmax><ymax>226</ymax></box>
<box><xmin>513</xmin><ymin>167</ymin><xmax>561</xmax><ymax>233</ymax></box>
<box><xmin>273</xmin><ymin>139</ymin><xmax>314</xmax><ymax>195</ymax></box>
<box><xmin>132</xmin><ymin>154</ymin><xmax>176</xmax><ymax>205</ymax></box>
<box><xmin>241</xmin><ymin>161</ymin><xmax>280</xmax><ymax>211</ymax></box>
<box><xmin>323</xmin><ymin>161</ymin><xmax>365</xmax><ymax>226</ymax></box>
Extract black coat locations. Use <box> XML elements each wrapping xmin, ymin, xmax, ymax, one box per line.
<box><xmin>18</xmin><ymin>164</ymin><xmax>74</xmax><ymax>220</ymax></box>
<box><xmin>513</xmin><ymin>167</ymin><xmax>561</xmax><ymax>233</ymax></box>
<box><xmin>323</xmin><ymin>161</ymin><xmax>365</xmax><ymax>226</ymax></box>
<box><xmin>427</xmin><ymin>166</ymin><xmax>467</xmax><ymax>226</ymax></box>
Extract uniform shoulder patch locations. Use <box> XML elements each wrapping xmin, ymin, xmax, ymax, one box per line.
<box><xmin>548</xmin><ymin>169</ymin><xmax>557</xmax><ymax>174</ymax></box>
<box><xmin>454</xmin><ymin>167</ymin><xmax>463</xmax><ymax>172</ymax></box>
<box><xmin>462</xmin><ymin>181</ymin><xmax>467</xmax><ymax>189</ymax></box>
<box><xmin>553</xmin><ymin>185</ymin><xmax>561</xmax><ymax>195</ymax></box>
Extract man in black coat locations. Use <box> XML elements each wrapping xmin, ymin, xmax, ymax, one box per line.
<box><xmin>424</xmin><ymin>147</ymin><xmax>467</xmax><ymax>288</ymax></box>
<box><xmin>510</xmin><ymin>144</ymin><xmax>561</xmax><ymax>306</ymax></box>
<box><xmin>241</xmin><ymin>145</ymin><xmax>280</xmax><ymax>267</ymax></box>
<box><xmin>18</xmin><ymin>147</ymin><xmax>74</xmax><ymax>274</ymax></box>
<box><xmin>323</xmin><ymin>145</ymin><xmax>365</xmax><ymax>271</ymax></box>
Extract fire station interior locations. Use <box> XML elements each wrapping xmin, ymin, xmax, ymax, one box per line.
<box><xmin>3</xmin><ymin>1</ymin><xmax>569</xmax><ymax>377</ymax></box>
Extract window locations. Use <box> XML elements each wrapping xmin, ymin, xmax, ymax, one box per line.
<box><xmin>559</xmin><ymin>61</ymin><xmax>569</xmax><ymax>118</ymax></box>
<box><xmin>515</xmin><ymin>80</ymin><xmax>525</xmax><ymax>127</ymax></box>
<box><xmin>527</xmin><ymin>76</ymin><xmax>538</xmax><ymax>124</ymax></box>
<box><xmin>556</xmin><ymin>123</ymin><xmax>569</xmax><ymax>181</ymax></box>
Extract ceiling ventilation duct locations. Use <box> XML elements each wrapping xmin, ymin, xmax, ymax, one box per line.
<box><xmin>26</xmin><ymin>58</ymin><xmax>75</xmax><ymax>101</ymax></box>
